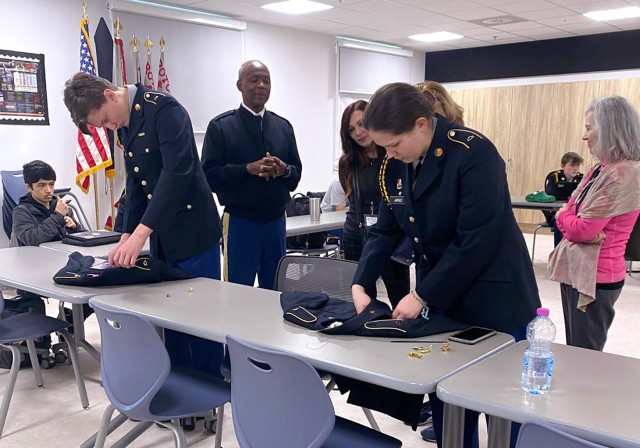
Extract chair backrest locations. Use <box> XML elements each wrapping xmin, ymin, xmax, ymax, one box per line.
<box><xmin>226</xmin><ymin>336</ymin><xmax>335</xmax><ymax>448</ymax></box>
<box><xmin>1</xmin><ymin>170</ymin><xmax>27</xmax><ymax>239</ymax></box>
<box><xmin>625</xmin><ymin>215</ymin><xmax>640</xmax><ymax>261</ymax></box>
<box><xmin>274</xmin><ymin>255</ymin><xmax>358</xmax><ymax>301</ymax></box>
<box><xmin>516</xmin><ymin>421</ymin><xmax>607</xmax><ymax>448</ymax></box>
<box><xmin>90</xmin><ymin>300</ymin><xmax>171</xmax><ymax>421</ymax></box>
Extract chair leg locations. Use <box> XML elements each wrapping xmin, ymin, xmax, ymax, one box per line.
<box><xmin>24</xmin><ymin>339</ymin><xmax>44</xmax><ymax>388</ymax></box>
<box><xmin>0</xmin><ymin>344</ymin><xmax>21</xmax><ymax>437</ymax></box>
<box><xmin>80</xmin><ymin>410</ymin><xmax>128</xmax><ymax>448</ymax></box>
<box><xmin>94</xmin><ymin>404</ymin><xmax>117</xmax><ymax>448</ymax></box>
<box><xmin>156</xmin><ymin>421</ymin><xmax>187</xmax><ymax>448</ymax></box>
<box><xmin>362</xmin><ymin>407</ymin><xmax>381</xmax><ymax>431</ymax></box>
<box><xmin>214</xmin><ymin>404</ymin><xmax>225</xmax><ymax>448</ymax></box>
<box><xmin>59</xmin><ymin>329</ymin><xmax>90</xmax><ymax>409</ymax></box>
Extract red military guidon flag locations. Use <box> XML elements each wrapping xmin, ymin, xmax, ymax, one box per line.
<box><xmin>145</xmin><ymin>51</ymin><xmax>155</xmax><ymax>89</ymax></box>
<box><xmin>157</xmin><ymin>49</ymin><xmax>170</xmax><ymax>93</ymax></box>
<box><xmin>75</xmin><ymin>16</ymin><xmax>112</xmax><ymax>193</ymax></box>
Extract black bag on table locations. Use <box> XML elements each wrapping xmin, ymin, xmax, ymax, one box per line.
<box><xmin>286</xmin><ymin>192</ymin><xmax>327</xmax><ymax>250</ymax></box>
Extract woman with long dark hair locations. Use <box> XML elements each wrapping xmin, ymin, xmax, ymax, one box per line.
<box><xmin>338</xmin><ymin>100</ymin><xmax>410</xmax><ymax>307</ymax></box>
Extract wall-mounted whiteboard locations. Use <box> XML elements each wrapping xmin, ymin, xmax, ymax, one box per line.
<box><xmin>110</xmin><ymin>11</ymin><xmax>243</xmax><ymax>133</ymax></box>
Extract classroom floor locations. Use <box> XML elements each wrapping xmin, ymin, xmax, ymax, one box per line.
<box><xmin>1</xmin><ymin>232</ymin><xmax>639</xmax><ymax>448</ymax></box>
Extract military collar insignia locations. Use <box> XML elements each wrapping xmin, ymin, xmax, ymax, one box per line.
<box><xmin>397</xmin><ymin>178</ymin><xmax>403</xmax><ymax>190</ymax></box>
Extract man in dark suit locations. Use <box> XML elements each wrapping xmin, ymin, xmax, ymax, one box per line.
<box><xmin>352</xmin><ymin>83</ymin><xmax>541</xmax><ymax>448</ymax></box>
<box><xmin>63</xmin><ymin>72</ymin><xmax>223</xmax><ymax>377</ymax></box>
<box><xmin>201</xmin><ymin>60</ymin><xmax>302</xmax><ymax>288</ymax></box>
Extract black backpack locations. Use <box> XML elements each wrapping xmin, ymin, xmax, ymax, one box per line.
<box><xmin>286</xmin><ymin>192</ymin><xmax>327</xmax><ymax>250</ymax></box>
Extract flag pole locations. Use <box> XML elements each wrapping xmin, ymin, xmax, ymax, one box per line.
<box><xmin>84</xmin><ymin>0</ymin><xmax>100</xmax><ymax>229</ymax></box>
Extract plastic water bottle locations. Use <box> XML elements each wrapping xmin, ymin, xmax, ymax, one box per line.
<box><xmin>521</xmin><ymin>308</ymin><xmax>556</xmax><ymax>394</ymax></box>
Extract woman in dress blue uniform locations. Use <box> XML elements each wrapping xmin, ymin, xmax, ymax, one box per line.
<box><xmin>352</xmin><ymin>82</ymin><xmax>540</xmax><ymax>447</ymax></box>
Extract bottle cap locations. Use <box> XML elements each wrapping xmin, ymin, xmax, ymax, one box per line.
<box><xmin>537</xmin><ymin>307</ymin><xmax>549</xmax><ymax>316</ymax></box>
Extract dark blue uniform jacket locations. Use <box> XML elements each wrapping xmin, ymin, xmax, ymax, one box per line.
<box><xmin>120</xmin><ymin>85</ymin><xmax>221</xmax><ymax>262</ymax></box>
<box><xmin>53</xmin><ymin>252</ymin><xmax>193</xmax><ymax>286</ymax></box>
<box><xmin>281</xmin><ymin>291</ymin><xmax>465</xmax><ymax>337</ymax></box>
<box><xmin>201</xmin><ymin>106</ymin><xmax>302</xmax><ymax>222</ymax></box>
<box><xmin>354</xmin><ymin>117</ymin><xmax>540</xmax><ymax>334</ymax></box>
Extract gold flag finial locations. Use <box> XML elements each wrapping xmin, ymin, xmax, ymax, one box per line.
<box><xmin>144</xmin><ymin>36</ymin><xmax>153</xmax><ymax>56</ymax></box>
<box><xmin>82</xmin><ymin>0</ymin><xmax>88</xmax><ymax>18</ymax></box>
<box><xmin>159</xmin><ymin>36</ymin><xmax>166</xmax><ymax>53</ymax></box>
<box><xmin>114</xmin><ymin>17</ymin><xmax>123</xmax><ymax>39</ymax></box>
<box><xmin>130</xmin><ymin>34</ymin><xmax>140</xmax><ymax>52</ymax></box>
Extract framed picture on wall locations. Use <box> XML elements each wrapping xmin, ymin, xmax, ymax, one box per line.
<box><xmin>0</xmin><ymin>49</ymin><xmax>49</xmax><ymax>125</ymax></box>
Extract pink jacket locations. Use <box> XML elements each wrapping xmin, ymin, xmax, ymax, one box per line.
<box><xmin>556</xmin><ymin>168</ymin><xmax>640</xmax><ymax>284</ymax></box>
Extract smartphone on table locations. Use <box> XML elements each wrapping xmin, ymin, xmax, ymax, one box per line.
<box><xmin>448</xmin><ymin>327</ymin><xmax>497</xmax><ymax>345</ymax></box>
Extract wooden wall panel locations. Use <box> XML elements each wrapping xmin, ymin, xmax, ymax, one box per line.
<box><xmin>448</xmin><ymin>77</ymin><xmax>640</xmax><ymax>224</ymax></box>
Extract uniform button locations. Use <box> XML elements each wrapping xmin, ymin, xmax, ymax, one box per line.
<box><xmin>128</xmin><ymin>152</ymin><xmax>133</xmax><ymax>157</ymax></box>
<box><xmin>186</xmin><ymin>204</ymin><xmax>192</xmax><ymax>210</ymax></box>
<box><xmin>141</xmin><ymin>180</ymin><xmax>147</xmax><ymax>186</ymax></box>
<box><xmin>147</xmin><ymin>194</ymin><xmax>152</xmax><ymax>200</ymax></box>
<box><xmin>414</xmin><ymin>237</ymin><xmax>419</xmax><ymax>243</ymax></box>
<box><xmin>409</xmin><ymin>216</ymin><xmax>415</xmax><ymax>223</ymax></box>
<box><xmin>134</xmin><ymin>167</ymin><xmax>139</xmax><ymax>173</ymax></box>
<box><xmin>145</xmin><ymin>148</ymin><xmax>150</xmax><ymax>153</ymax></box>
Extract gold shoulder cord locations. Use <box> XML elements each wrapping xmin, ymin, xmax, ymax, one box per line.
<box><xmin>379</xmin><ymin>156</ymin><xmax>390</xmax><ymax>204</ymax></box>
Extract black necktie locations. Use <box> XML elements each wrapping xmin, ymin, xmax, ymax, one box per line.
<box><xmin>413</xmin><ymin>156</ymin><xmax>424</xmax><ymax>185</ymax></box>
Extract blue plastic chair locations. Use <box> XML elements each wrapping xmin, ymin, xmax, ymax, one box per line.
<box><xmin>516</xmin><ymin>420</ymin><xmax>607</xmax><ymax>448</ymax></box>
<box><xmin>226</xmin><ymin>335</ymin><xmax>402</xmax><ymax>448</ymax></box>
<box><xmin>0</xmin><ymin>292</ymin><xmax>88</xmax><ymax>437</ymax></box>
<box><xmin>90</xmin><ymin>300</ymin><xmax>230</xmax><ymax>448</ymax></box>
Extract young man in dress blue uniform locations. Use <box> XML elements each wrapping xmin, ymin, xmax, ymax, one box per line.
<box><xmin>63</xmin><ymin>72</ymin><xmax>223</xmax><ymax>375</ymax></box>
<box><xmin>201</xmin><ymin>60</ymin><xmax>302</xmax><ymax>288</ymax></box>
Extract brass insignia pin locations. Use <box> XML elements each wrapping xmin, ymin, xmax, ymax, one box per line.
<box><xmin>134</xmin><ymin>104</ymin><xmax>141</xmax><ymax>111</ymax></box>
<box><xmin>435</xmin><ymin>148</ymin><xmax>443</xmax><ymax>157</ymax></box>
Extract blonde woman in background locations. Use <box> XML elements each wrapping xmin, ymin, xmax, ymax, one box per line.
<box><xmin>416</xmin><ymin>80</ymin><xmax>465</xmax><ymax>126</ymax></box>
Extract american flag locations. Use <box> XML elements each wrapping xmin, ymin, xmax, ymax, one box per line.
<box><xmin>75</xmin><ymin>16</ymin><xmax>112</xmax><ymax>193</ymax></box>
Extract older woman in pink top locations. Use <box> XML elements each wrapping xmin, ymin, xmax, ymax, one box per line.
<box><xmin>549</xmin><ymin>96</ymin><xmax>640</xmax><ymax>351</ymax></box>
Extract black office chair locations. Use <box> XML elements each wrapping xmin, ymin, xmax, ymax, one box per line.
<box><xmin>624</xmin><ymin>215</ymin><xmax>640</xmax><ymax>276</ymax></box>
<box><xmin>274</xmin><ymin>255</ymin><xmax>358</xmax><ymax>301</ymax></box>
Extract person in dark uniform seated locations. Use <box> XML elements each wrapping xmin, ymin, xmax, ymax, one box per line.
<box><xmin>544</xmin><ymin>151</ymin><xmax>584</xmax><ymax>246</ymax></box>
<box><xmin>201</xmin><ymin>60</ymin><xmax>302</xmax><ymax>289</ymax></box>
<box><xmin>351</xmin><ymin>83</ymin><xmax>541</xmax><ymax>448</ymax></box>
<box><xmin>338</xmin><ymin>100</ymin><xmax>410</xmax><ymax>306</ymax></box>
<box><xmin>11</xmin><ymin>160</ymin><xmax>91</xmax><ymax>334</ymax></box>
<box><xmin>63</xmin><ymin>72</ymin><xmax>224</xmax><ymax>379</ymax></box>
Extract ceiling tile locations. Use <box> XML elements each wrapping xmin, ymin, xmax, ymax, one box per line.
<box><xmin>494</xmin><ymin>0</ymin><xmax>560</xmax><ymax>14</ymax></box>
<box><xmin>490</xmin><ymin>20</ymin><xmax>549</xmax><ymax>31</ymax></box>
<box><xmin>450</xmin><ymin>7</ymin><xmax>512</xmax><ymax>20</ymax></box>
<box><xmin>472</xmin><ymin>30</ymin><xmax>521</xmax><ymax>40</ymax></box>
<box><xmin>555</xmin><ymin>21</ymin><xmax>619</xmax><ymax>31</ymax></box>
<box><xmin>565</xmin><ymin>0</ymin><xmax>631</xmax><ymax>14</ymax></box>
<box><xmin>514</xmin><ymin>7</ymin><xmax>577</xmax><ymax>20</ymax></box>
<box><xmin>537</xmin><ymin>14</ymin><xmax>593</xmax><ymax>26</ymax></box>
<box><xmin>341</xmin><ymin>0</ymin><xmax>403</xmax><ymax>13</ymax></box>
<box><xmin>420</xmin><ymin>1</ymin><xmax>489</xmax><ymax>14</ymax></box>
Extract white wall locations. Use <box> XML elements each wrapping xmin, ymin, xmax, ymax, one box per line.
<box><xmin>0</xmin><ymin>1</ymin><xmax>426</xmax><ymax>247</ymax></box>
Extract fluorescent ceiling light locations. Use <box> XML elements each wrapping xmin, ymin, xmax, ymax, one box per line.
<box><xmin>584</xmin><ymin>6</ymin><xmax>640</xmax><ymax>21</ymax></box>
<box><xmin>336</xmin><ymin>37</ymin><xmax>413</xmax><ymax>58</ymax></box>
<box><xmin>261</xmin><ymin>0</ymin><xmax>332</xmax><ymax>15</ymax></box>
<box><xmin>409</xmin><ymin>32</ymin><xmax>464</xmax><ymax>43</ymax></box>
<box><xmin>107</xmin><ymin>0</ymin><xmax>246</xmax><ymax>31</ymax></box>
